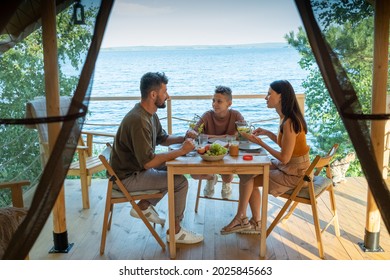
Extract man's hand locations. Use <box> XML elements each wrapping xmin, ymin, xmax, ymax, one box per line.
<box><xmin>181</xmin><ymin>138</ymin><xmax>195</xmax><ymax>154</ymax></box>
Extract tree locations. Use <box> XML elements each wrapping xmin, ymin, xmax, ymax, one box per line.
<box><xmin>286</xmin><ymin>0</ymin><xmax>375</xmax><ymax>176</ymax></box>
<box><xmin>0</xmin><ymin>6</ymin><xmax>96</xmax><ymax>206</ymax></box>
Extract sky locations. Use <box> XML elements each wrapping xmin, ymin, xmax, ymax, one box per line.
<box><xmin>101</xmin><ymin>0</ymin><xmax>303</xmax><ymax>48</ymax></box>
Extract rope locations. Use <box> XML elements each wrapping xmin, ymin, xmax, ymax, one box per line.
<box><xmin>0</xmin><ymin>134</ymin><xmax>40</xmax><ymax>167</ymax></box>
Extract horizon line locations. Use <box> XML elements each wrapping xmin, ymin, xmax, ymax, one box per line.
<box><xmin>101</xmin><ymin>41</ymin><xmax>289</xmax><ymax>50</ymax></box>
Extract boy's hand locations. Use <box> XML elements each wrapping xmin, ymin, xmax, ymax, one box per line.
<box><xmin>185</xmin><ymin>129</ymin><xmax>198</xmax><ymax>139</ymax></box>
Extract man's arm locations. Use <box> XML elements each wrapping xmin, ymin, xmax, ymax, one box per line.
<box><xmin>143</xmin><ymin>139</ymin><xmax>194</xmax><ymax>169</ymax></box>
<box><xmin>160</xmin><ymin>134</ymin><xmax>185</xmax><ymax>146</ymax></box>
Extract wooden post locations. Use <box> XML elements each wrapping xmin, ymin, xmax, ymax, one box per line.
<box><xmin>363</xmin><ymin>0</ymin><xmax>389</xmax><ymax>252</ymax></box>
<box><xmin>41</xmin><ymin>0</ymin><xmax>71</xmax><ymax>253</ymax></box>
<box><xmin>167</xmin><ymin>99</ymin><xmax>172</xmax><ymax>134</ymax></box>
<box><xmin>296</xmin><ymin>93</ymin><xmax>305</xmax><ymax>116</ymax></box>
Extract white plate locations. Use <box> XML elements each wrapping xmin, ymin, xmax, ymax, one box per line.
<box><xmin>200</xmin><ymin>153</ymin><xmax>227</xmax><ymax>161</ymax></box>
<box><xmin>239</xmin><ymin>142</ymin><xmax>262</xmax><ymax>151</ymax></box>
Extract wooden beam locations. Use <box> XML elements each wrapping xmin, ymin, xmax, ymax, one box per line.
<box><xmin>41</xmin><ymin>0</ymin><xmax>68</xmax><ymax>238</ymax></box>
<box><xmin>367</xmin><ymin>0</ymin><xmax>390</xmax><ymax>244</ymax></box>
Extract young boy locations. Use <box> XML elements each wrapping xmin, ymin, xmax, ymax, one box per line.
<box><xmin>186</xmin><ymin>85</ymin><xmax>245</xmax><ymax>199</ymax></box>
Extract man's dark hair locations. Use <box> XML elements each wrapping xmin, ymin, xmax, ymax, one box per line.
<box><xmin>140</xmin><ymin>72</ymin><xmax>168</xmax><ymax>99</ymax></box>
<box><xmin>214</xmin><ymin>85</ymin><xmax>232</xmax><ymax>101</ymax></box>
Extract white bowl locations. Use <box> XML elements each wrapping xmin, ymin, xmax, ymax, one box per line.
<box><xmin>200</xmin><ymin>153</ymin><xmax>227</xmax><ymax>162</ymax></box>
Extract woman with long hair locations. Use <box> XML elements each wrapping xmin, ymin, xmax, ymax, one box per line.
<box><xmin>221</xmin><ymin>80</ymin><xmax>310</xmax><ymax>234</ymax></box>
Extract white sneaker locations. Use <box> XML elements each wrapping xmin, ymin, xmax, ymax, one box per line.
<box><xmin>166</xmin><ymin>227</ymin><xmax>204</xmax><ymax>244</ymax></box>
<box><xmin>203</xmin><ymin>175</ymin><xmax>217</xmax><ymax>197</ymax></box>
<box><xmin>221</xmin><ymin>182</ymin><xmax>232</xmax><ymax>199</ymax></box>
<box><xmin>130</xmin><ymin>205</ymin><xmax>165</xmax><ymax>226</ymax></box>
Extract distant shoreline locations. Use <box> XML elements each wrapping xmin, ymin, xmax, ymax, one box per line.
<box><xmin>101</xmin><ymin>42</ymin><xmax>289</xmax><ymax>52</ymax></box>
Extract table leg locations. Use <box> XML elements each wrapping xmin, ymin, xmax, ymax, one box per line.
<box><xmin>167</xmin><ymin>168</ymin><xmax>176</xmax><ymax>259</ymax></box>
<box><xmin>260</xmin><ymin>165</ymin><xmax>269</xmax><ymax>259</ymax></box>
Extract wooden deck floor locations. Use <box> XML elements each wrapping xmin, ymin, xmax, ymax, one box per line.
<box><xmin>28</xmin><ymin>177</ymin><xmax>390</xmax><ymax>260</ymax></box>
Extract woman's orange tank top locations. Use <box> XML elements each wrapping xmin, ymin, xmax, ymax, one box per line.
<box><xmin>277</xmin><ymin>121</ymin><xmax>310</xmax><ymax>157</ymax></box>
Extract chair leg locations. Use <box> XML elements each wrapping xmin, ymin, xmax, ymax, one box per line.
<box><xmin>107</xmin><ymin>204</ymin><xmax>114</xmax><ymax>230</ymax></box>
<box><xmin>310</xmin><ymin>194</ymin><xmax>324</xmax><ymax>259</ymax></box>
<box><xmin>328</xmin><ymin>188</ymin><xmax>340</xmax><ymax>236</ymax></box>
<box><xmin>281</xmin><ymin>201</ymin><xmax>299</xmax><ymax>224</ymax></box>
<box><xmin>80</xmin><ymin>174</ymin><xmax>90</xmax><ymax>209</ymax></box>
<box><xmin>100</xmin><ymin>200</ymin><xmax>112</xmax><ymax>255</ymax></box>
<box><xmin>266</xmin><ymin>198</ymin><xmax>294</xmax><ymax>237</ymax></box>
<box><xmin>130</xmin><ymin>201</ymin><xmax>166</xmax><ymax>250</ymax></box>
<box><xmin>194</xmin><ymin>179</ymin><xmax>202</xmax><ymax>213</ymax></box>
<box><xmin>87</xmin><ymin>175</ymin><xmax>92</xmax><ymax>186</ymax></box>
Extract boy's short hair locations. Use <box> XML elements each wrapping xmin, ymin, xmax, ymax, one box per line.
<box><xmin>214</xmin><ymin>85</ymin><xmax>232</xmax><ymax>101</ymax></box>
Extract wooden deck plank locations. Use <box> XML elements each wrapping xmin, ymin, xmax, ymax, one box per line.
<box><xmin>27</xmin><ymin>177</ymin><xmax>389</xmax><ymax>260</ymax></box>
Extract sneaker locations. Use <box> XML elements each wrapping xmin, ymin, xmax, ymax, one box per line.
<box><xmin>166</xmin><ymin>227</ymin><xmax>204</xmax><ymax>244</ymax></box>
<box><xmin>239</xmin><ymin>218</ymin><xmax>261</xmax><ymax>235</ymax></box>
<box><xmin>203</xmin><ymin>175</ymin><xmax>217</xmax><ymax>197</ymax></box>
<box><xmin>130</xmin><ymin>205</ymin><xmax>165</xmax><ymax>226</ymax></box>
<box><xmin>221</xmin><ymin>182</ymin><xmax>232</xmax><ymax>199</ymax></box>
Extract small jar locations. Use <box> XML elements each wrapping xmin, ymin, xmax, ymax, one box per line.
<box><xmin>229</xmin><ymin>141</ymin><xmax>239</xmax><ymax>157</ymax></box>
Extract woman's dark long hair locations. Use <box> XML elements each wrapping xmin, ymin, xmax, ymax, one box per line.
<box><xmin>270</xmin><ymin>80</ymin><xmax>307</xmax><ymax>134</ymax></box>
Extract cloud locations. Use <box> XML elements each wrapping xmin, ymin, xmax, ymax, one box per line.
<box><xmin>113</xmin><ymin>2</ymin><xmax>174</xmax><ymax>16</ymax></box>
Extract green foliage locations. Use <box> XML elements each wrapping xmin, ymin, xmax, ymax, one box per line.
<box><xmin>286</xmin><ymin>1</ymin><xmax>375</xmax><ymax>176</ymax></box>
<box><xmin>0</xmin><ymin>6</ymin><xmax>97</xmax><ymax>206</ymax></box>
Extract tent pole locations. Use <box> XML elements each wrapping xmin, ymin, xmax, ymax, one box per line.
<box><xmin>41</xmin><ymin>0</ymin><xmax>72</xmax><ymax>253</ymax></box>
<box><xmin>361</xmin><ymin>0</ymin><xmax>389</xmax><ymax>252</ymax></box>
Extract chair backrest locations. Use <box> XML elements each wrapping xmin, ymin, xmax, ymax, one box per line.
<box><xmin>25</xmin><ymin>96</ymin><xmax>73</xmax><ymax>144</ymax></box>
<box><xmin>98</xmin><ymin>143</ymin><xmax>128</xmax><ymax>194</ymax></box>
<box><xmin>312</xmin><ymin>143</ymin><xmax>339</xmax><ymax>178</ymax></box>
<box><xmin>99</xmin><ymin>143</ymin><xmax>114</xmax><ymax>178</ymax></box>
<box><xmin>285</xmin><ymin>144</ymin><xmax>339</xmax><ymax>199</ymax></box>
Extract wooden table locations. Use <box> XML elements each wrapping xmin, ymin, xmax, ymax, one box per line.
<box><xmin>166</xmin><ymin>154</ymin><xmax>271</xmax><ymax>259</ymax></box>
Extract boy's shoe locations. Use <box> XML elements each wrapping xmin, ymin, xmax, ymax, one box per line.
<box><xmin>130</xmin><ymin>205</ymin><xmax>165</xmax><ymax>226</ymax></box>
<box><xmin>203</xmin><ymin>175</ymin><xmax>217</xmax><ymax>197</ymax></box>
<box><xmin>221</xmin><ymin>182</ymin><xmax>232</xmax><ymax>199</ymax></box>
<box><xmin>166</xmin><ymin>227</ymin><xmax>204</xmax><ymax>244</ymax></box>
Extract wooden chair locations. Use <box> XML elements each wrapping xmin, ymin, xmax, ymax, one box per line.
<box><xmin>194</xmin><ymin>177</ymin><xmax>239</xmax><ymax>213</ymax></box>
<box><xmin>266</xmin><ymin>144</ymin><xmax>340</xmax><ymax>259</ymax></box>
<box><xmin>0</xmin><ymin>180</ymin><xmax>30</xmax><ymax>259</ymax></box>
<box><xmin>98</xmin><ymin>143</ymin><xmax>165</xmax><ymax>255</ymax></box>
<box><xmin>25</xmin><ymin>96</ymin><xmax>113</xmax><ymax>209</ymax></box>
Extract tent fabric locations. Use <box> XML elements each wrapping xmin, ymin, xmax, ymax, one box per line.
<box><xmin>0</xmin><ymin>0</ymin><xmax>74</xmax><ymax>54</ymax></box>
<box><xmin>295</xmin><ymin>0</ymin><xmax>390</xmax><ymax>233</ymax></box>
<box><xmin>1</xmin><ymin>0</ymin><xmax>114</xmax><ymax>259</ymax></box>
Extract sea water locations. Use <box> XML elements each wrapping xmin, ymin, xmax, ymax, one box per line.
<box><xmin>87</xmin><ymin>43</ymin><xmax>310</xmax><ymax>144</ymax></box>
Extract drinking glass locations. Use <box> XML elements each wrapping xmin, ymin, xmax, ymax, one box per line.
<box><xmin>198</xmin><ymin>134</ymin><xmax>209</xmax><ymax>146</ymax></box>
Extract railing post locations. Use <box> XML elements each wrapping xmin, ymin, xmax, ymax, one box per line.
<box><xmin>167</xmin><ymin>99</ymin><xmax>172</xmax><ymax>134</ymax></box>
<box><xmin>296</xmin><ymin>93</ymin><xmax>305</xmax><ymax>116</ymax></box>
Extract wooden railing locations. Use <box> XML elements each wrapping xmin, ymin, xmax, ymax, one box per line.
<box><xmin>87</xmin><ymin>93</ymin><xmax>305</xmax><ymax>135</ymax></box>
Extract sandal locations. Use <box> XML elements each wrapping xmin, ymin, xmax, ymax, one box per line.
<box><xmin>239</xmin><ymin>218</ymin><xmax>261</xmax><ymax>235</ymax></box>
<box><xmin>220</xmin><ymin>216</ymin><xmax>251</xmax><ymax>235</ymax></box>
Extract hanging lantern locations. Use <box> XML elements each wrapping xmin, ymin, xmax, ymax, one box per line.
<box><xmin>73</xmin><ymin>0</ymin><xmax>85</xmax><ymax>25</ymax></box>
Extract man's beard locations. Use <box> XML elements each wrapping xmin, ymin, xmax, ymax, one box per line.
<box><xmin>155</xmin><ymin>98</ymin><xmax>166</xmax><ymax>109</ymax></box>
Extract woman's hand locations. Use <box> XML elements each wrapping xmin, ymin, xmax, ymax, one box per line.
<box><xmin>241</xmin><ymin>132</ymin><xmax>264</xmax><ymax>146</ymax></box>
<box><xmin>252</xmin><ymin>127</ymin><xmax>268</xmax><ymax>136</ymax></box>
